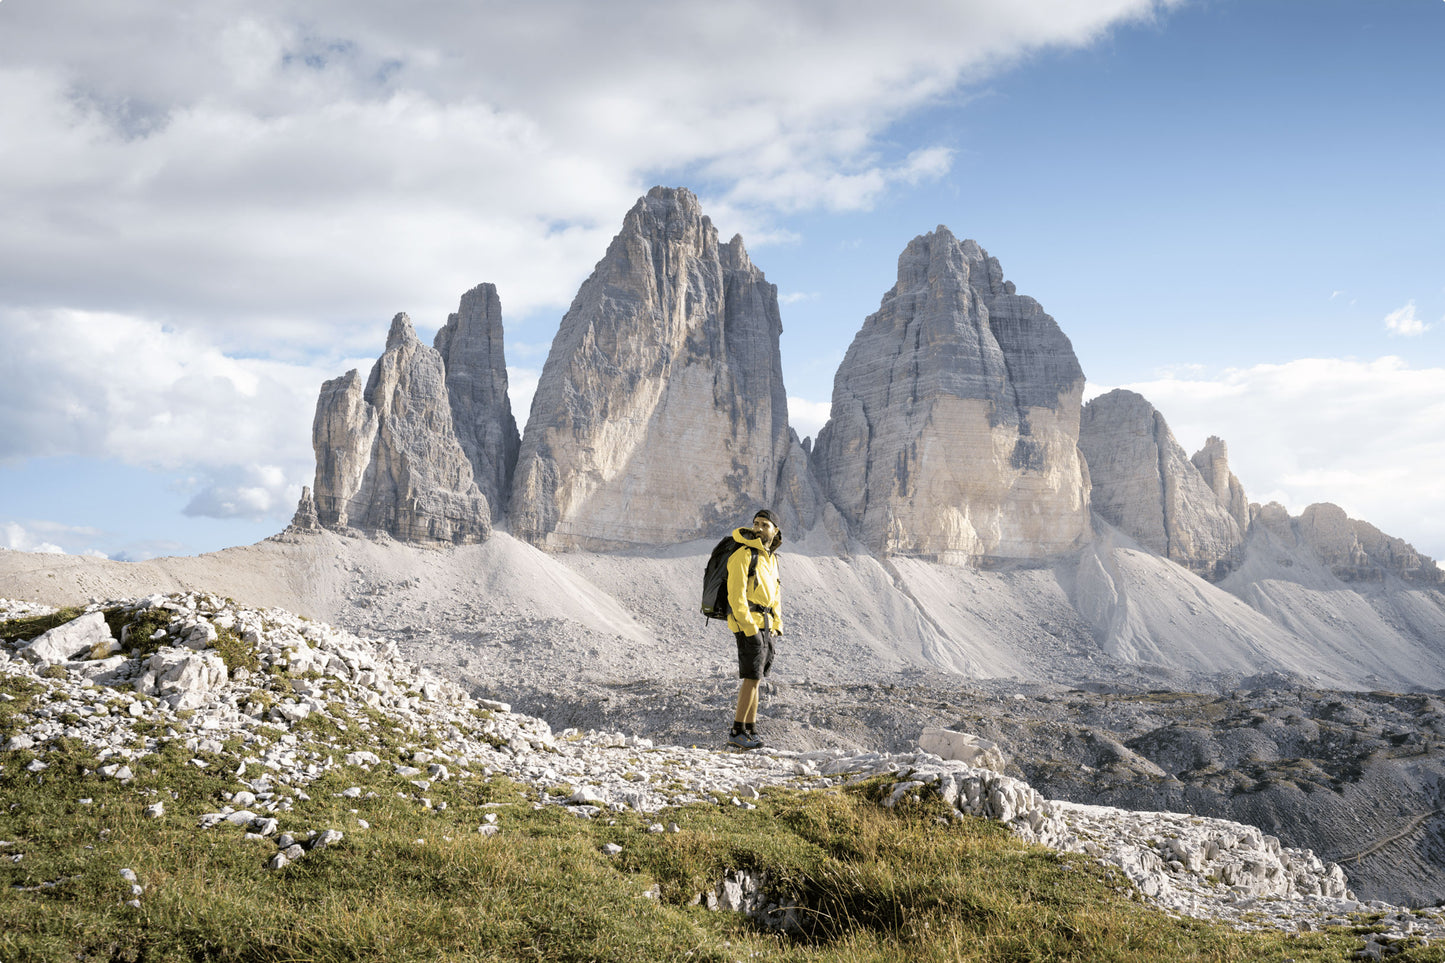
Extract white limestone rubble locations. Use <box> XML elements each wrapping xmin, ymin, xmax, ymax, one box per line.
<box><xmin>2</xmin><ymin>596</ymin><xmax>1439</xmax><ymax>947</ymax></box>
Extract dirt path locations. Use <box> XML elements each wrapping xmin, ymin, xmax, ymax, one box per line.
<box><xmin>1339</xmin><ymin>809</ymin><xmax>1445</xmax><ymax>864</ymax></box>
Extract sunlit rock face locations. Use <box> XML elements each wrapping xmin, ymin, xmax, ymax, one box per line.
<box><xmin>811</xmin><ymin>227</ymin><xmax>1092</xmax><ymax>562</ymax></box>
<box><xmin>434</xmin><ymin>283</ymin><xmax>520</xmax><ymax>521</ymax></box>
<box><xmin>307</xmin><ymin>314</ymin><xmax>492</xmax><ymax>544</ymax></box>
<box><xmin>1078</xmin><ymin>389</ymin><xmax>1243</xmax><ymax>579</ymax></box>
<box><xmin>508</xmin><ymin>186</ymin><xmax>796</xmax><ymax>550</ymax></box>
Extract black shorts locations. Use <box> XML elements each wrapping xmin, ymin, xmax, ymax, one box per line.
<box><xmin>735</xmin><ymin>629</ymin><xmax>775</xmax><ymax>680</ymax></box>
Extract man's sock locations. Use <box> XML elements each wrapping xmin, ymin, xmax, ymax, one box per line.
<box><xmin>744</xmin><ymin>723</ymin><xmax>756</xmax><ymax>736</ymax></box>
<box><xmin>731</xmin><ymin>722</ymin><xmax>746</xmax><ymax>736</ymax></box>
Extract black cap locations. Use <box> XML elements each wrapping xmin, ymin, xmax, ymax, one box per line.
<box><xmin>752</xmin><ymin>508</ymin><xmax>780</xmax><ymax>530</ymax></box>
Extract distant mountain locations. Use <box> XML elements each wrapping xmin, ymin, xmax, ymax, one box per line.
<box><xmin>285</xmin><ymin>185</ymin><xmax>1443</xmax><ymax>692</ymax></box>
<box><xmin>811</xmin><ymin>227</ymin><xmax>1090</xmax><ymax>561</ymax></box>
<box><xmin>508</xmin><ymin>186</ymin><xmax>816</xmax><ymax>550</ymax></box>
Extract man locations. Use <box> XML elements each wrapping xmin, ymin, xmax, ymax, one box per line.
<box><xmin>726</xmin><ymin>508</ymin><xmax>783</xmax><ymax>749</ymax></box>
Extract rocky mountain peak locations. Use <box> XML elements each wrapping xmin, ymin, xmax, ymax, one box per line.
<box><xmin>810</xmin><ymin>227</ymin><xmax>1091</xmax><ymax>561</ymax></box>
<box><xmin>1267</xmin><ymin>501</ymin><xmax>1444</xmax><ymax>584</ymax></box>
<box><xmin>1079</xmin><ymin>389</ymin><xmax>1244</xmax><ymax>578</ymax></box>
<box><xmin>508</xmin><ymin>187</ymin><xmax>801</xmax><ymax>549</ymax></box>
<box><xmin>1190</xmin><ymin>436</ymin><xmax>1250</xmax><ymax>533</ymax></box>
<box><xmin>385</xmin><ymin>311</ymin><xmax>419</xmax><ymax>350</ymax></box>
<box><xmin>298</xmin><ymin>309</ymin><xmax>494</xmax><ymax>544</ymax></box>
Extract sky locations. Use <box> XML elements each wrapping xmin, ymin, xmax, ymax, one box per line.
<box><xmin>1</xmin><ymin>0</ymin><xmax>1442</xmax><ymax>562</ymax></box>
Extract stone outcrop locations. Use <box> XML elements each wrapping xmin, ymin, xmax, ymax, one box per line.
<box><xmin>302</xmin><ymin>314</ymin><xmax>492</xmax><ymax>543</ymax></box>
<box><xmin>434</xmin><ymin>283</ymin><xmax>520</xmax><ymax>520</ymax></box>
<box><xmin>1253</xmin><ymin>501</ymin><xmax>1443</xmax><ymax>584</ymax></box>
<box><xmin>810</xmin><ymin>228</ymin><xmax>1091</xmax><ymax>562</ymax></box>
<box><xmin>20</xmin><ymin>611</ymin><xmax>116</xmax><ymax>665</ymax></box>
<box><xmin>1190</xmin><ymin>436</ymin><xmax>1250</xmax><ymax>534</ymax></box>
<box><xmin>1078</xmin><ymin>389</ymin><xmax>1244</xmax><ymax>579</ymax></box>
<box><xmin>509</xmin><ymin>187</ymin><xmax>797</xmax><ymax>549</ymax></box>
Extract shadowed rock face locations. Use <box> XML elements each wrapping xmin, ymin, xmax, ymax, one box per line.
<box><xmin>810</xmin><ymin>227</ymin><xmax>1091</xmax><ymax>562</ymax></box>
<box><xmin>305</xmin><ymin>314</ymin><xmax>492</xmax><ymax>543</ymax></box>
<box><xmin>434</xmin><ymin>283</ymin><xmax>520</xmax><ymax>521</ymax></box>
<box><xmin>508</xmin><ymin>186</ymin><xmax>797</xmax><ymax>549</ymax></box>
<box><xmin>1078</xmin><ymin>389</ymin><xmax>1243</xmax><ymax>578</ymax></box>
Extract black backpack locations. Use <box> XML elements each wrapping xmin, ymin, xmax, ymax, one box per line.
<box><xmin>700</xmin><ymin>535</ymin><xmax>758</xmax><ymax>621</ymax></box>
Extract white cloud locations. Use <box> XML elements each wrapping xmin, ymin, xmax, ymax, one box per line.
<box><xmin>0</xmin><ymin>308</ymin><xmax>330</xmax><ymax>522</ymax></box>
<box><xmin>183</xmin><ymin>464</ymin><xmax>296</xmax><ymax>521</ymax></box>
<box><xmin>3</xmin><ymin>522</ymin><xmax>66</xmax><ymax>555</ymax></box>
<box><xmin>0</xmin><ymin>0</ymin><xmax>1187</xmax><ymax>551</ymax></box>
<box><xmin>0</xmin><ymin>0</ymin><xmax>1180</xmax><ymax>353</ymax></box>
<box><xmin>1105</xmin><ymin>356</ymin><xmax>1445</xmax><ymax>558</ymax></box>
<box><xmin>506</xmin><ymin>367</ymin><xmax>541</xmax><ymax>427</ymax></box>
<box><xmin>2</xmin><ymin>520</ymin><xmax>108</xmax><ymax>557</ymax></box>
<box><xmin>1384</xmin><ymin>301</ymin><xmax>1432</xmax><ymax>337</ymax></box>
<box><xmin>788</xmin><ymin>397</ymin><xmax>834</xmax><ymax>442</ymax></box>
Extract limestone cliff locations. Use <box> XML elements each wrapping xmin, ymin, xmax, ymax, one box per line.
<box><xmin>1078</xmin><ymin>389</ymin><xmax>1243</xmax><ymax>579</ymax></box>
<box><xmin>1190</xmin><ymin>436</ymin><xmax>1250</xmax><ymax>534</ymax></box>
<box><xmin>302</xmin><ymin>314</ymin><xmax>492</xmax><ymax>543</ymax></box>
<box><xmin>810</xmin><ymin>228</ymin><xmax>1091</xmax><ymax>562</ymax></box>
<box><xmin>434</xmin><ymin>283</ymin><xmax>520</xmax><ymax>521</ymax></box>
<box><xmin>1254</xmin><ymin>501</ymin><xmax>1444</xmax><ymax>584</ymax></box>
<box><xmin>508</xmin><ymin>187</ymin><xmax>797</xmax><ymax>549</ymax></box>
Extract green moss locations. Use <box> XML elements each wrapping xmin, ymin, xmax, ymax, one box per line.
<box><xmin>211</xmin><ymin>626</ymin><xmax>261</xmax><ymax>674</ymax></box>
<box><xmin>0</xmin><ymin>607</ymin><xmax>83</xmax><ymax>645</ymax></box>
<box><xmin>108</xmin><ymin>608</ymin><xmax>175</xmax><ymax>658</ymax></box>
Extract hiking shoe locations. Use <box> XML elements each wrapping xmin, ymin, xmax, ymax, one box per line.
<box><xmin>728</xmin><ymin>731</ymin><xmax>762</xmax><ymax>750</ymax></box>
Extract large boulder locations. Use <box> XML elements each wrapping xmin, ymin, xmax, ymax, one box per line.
<box><xmin>20</xmin><ymin>611</ymin><xmax>115</xmax><ymax>664</ymax></box>
<box><xmin>303</xmin><ymin>313</ymin><xmax>492</xmax><ymax>543</ymax></box>
<box><xmin>1078</xmin><ymin>389</ymin><xmax>1244</xmax><ymax>579</ymax></box>
<box><xmin>811</xmin><ymin>228</ymin><xmax>1092</xmax><ymax>562</ymax></box>
<box><xmin>509</xmin><ymin>186</ymin><xmax>801</xmax><ymax>549</ymax></box>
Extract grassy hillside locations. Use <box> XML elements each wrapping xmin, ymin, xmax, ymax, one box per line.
<box><xmin>0</xmin><ymin>686</ymin><xmax>1394</xmax><ymax>962</ymax></box>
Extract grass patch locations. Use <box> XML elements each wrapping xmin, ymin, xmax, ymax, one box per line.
<box><xmin>102</xmin><ymin>608</ymin><xmax>175</xmax><ymax>658</ymax></box>
<box><xmin>0</xmin><ymin>608</ymin><xmax>82</xmax><ymax>646</ymax></box>
<box><xmin>0</xmin><ymin>749</ymin><xmax>1378</xmax><ymax>963</ymax></box>
<box><xmin>211</xmin><ymin>627</ymin><xmax>261</xmax><ymax>675</ymax></box>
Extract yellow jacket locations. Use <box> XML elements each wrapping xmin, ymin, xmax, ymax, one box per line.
<box><xmin>725</xmin><ymin>527</ymin><xmax>782</xmax><ymax>638</ymax></box>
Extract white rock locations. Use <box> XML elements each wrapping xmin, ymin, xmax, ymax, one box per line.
<box><xmin>309</xmin><ymin>829</ymin><xmax>344</xmax><ymax>851</ymax></box>
<box><xmin>920</xmin><ymin>728</ymin><xmax>1009</xmax><ymax>773</ymax></box>
<box><xmin>21</xmin><ymin>612</ymin><xmax>114</xmax><ymax>665</ymax></box>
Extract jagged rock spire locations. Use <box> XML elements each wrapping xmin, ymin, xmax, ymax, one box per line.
<box><xmin>1078</xmin><ymin>389</ymin><xmax>1243</xmax><ymax>578</ymax></box>
<box><xmin>434</xmin><ymin>283</ymin><xmax>520</xmax><ymax>521</ymax></box>
<box><xmin>303</xmin><ymin>312</ymin><xmax>492</xmax><ymax>544</ymax></box>
<box><xmin>508</xmin><ymin>186</ymin><xmax>796</xmax><ymax>549</ymax></box>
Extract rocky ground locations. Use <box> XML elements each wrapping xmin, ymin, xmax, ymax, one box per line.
<box><xmin>488</xmin><ymin>672</ymin><xmax>1445</xmax><ymax>908</ymax></box>
<box><xmin>7</xmin><ymin>593</ymin><xmax>1445</xmax><ymax>956</ymax></box>
<box><xmin>5</xmin><ymin>531</ymin><xmax>1445</xmax><ymax>911</ymax></box>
